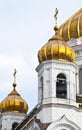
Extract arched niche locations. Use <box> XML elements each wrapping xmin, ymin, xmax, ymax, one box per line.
<box><xmin>56</xmin><ymin>73</ymin><xmax>67</xmax><ymax>99</ymax></box>
<box><xmin>47</xmin><ymin>115</ymin><xmax>81</xmax><ymax>130</ymax></box>
<box><xmin>79</xmin><ymin>68</ymin><xmax>82</xmax><ymax>94</ymax></box>
<box><xmin>12</xmin><ymin>122</ymin><xmax>18</xmax><ymax>130</ymax></box>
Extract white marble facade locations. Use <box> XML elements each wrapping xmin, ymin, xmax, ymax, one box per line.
<box><xmin>36</xmin><ymin>60</ymin><xmax>78</xmax><ymax>106</ymax></box>
<box><xmin>35</xmin><ymin>44</ymin><xmax>82</xmax><ymax>129</ymax></box>
<box><xmin>0</xmin><ymin>112</ymin><xmax>26</xmax><ymax>130</ymax></box>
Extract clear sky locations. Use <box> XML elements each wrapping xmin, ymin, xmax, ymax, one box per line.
<box><xmin>0</xmin><ymin>0</ymin><xmax>81</xmax><ymax>112</ymax></box>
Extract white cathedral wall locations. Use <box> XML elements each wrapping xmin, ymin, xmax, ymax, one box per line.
<box><xmin>36</xmin><ymin>60</ymin><xmax>80</xmax><ymax>128</ymax></box>
<box><xmin>37</xmin><ymin>105</ymin><xmax>82</xmax><ymax>128</ymax></box>
<box><xmin>36</xmin><ymin>60</ymin><xmax>78</xmax><ymax>106</ymax></box>
<box><xmin>35</xmin><ymin>39</ymin><xmax>82</xmax><ymax>129</ymax></box>
<box><xmin>67</xmin><ymin>37</ymin><xmax>82</xmax><ymax>67</ymax></box>
<box><xmin>67</xmin><ymin>37</ymin><xmax>82</xmax><ymax>94</ymax></box>
<box><xmin>0</xmin><ymin>112</ymin><xmax>26</xmax><ymax>130</ymax></box>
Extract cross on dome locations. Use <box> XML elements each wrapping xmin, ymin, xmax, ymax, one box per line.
<box><xmin>13</xmin><ymin>68</ymin><xmax>17</xmax><ymax>89</ymax></box>
<box><xmin>54</xmin><ymin>8</ymin><xmax>59</xmax><ymax>32</ymax></box>
<box><xmin>54</xmin><ymin>8</ymin><xmax>58</xmax><ymax>26</ymax></box>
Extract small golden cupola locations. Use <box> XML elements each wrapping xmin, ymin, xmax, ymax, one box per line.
<box><xmin>0</xmin><ymin>69</ymin><xmax>28</xmax><ymax>113</ymax></box>
<box><xmin>38</xmin><ymin>8</ymin><xmax>75</xmax><ymax>63</ymax></box>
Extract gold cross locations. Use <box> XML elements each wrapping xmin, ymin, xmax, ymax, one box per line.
<box><xmin>13</xmin><ymin>68</ymin><xmax>17</xmax><ymax>85</ymax></box>
<box><xmin>54</xmin><ymin>8</ymin><xmax>58</xmax><ymax>26</ymax></box>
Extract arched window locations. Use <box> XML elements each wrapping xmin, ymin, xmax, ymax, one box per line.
<box><xmin>40</xmin><ymin>76</ymin><xmax>43</xmax><ymax>87</ymax></box>
<box><xmin>56</xmin><ymin>73</ymin><xmax>67</xmax><ymax>99</ymax></box>
<box><xmin>40</xmin><ymin>76</ymin><xmax>43</xmax><ymax>102</ymax></box>
<box><xmin>12</xmin><ymin>122</ymin><xmax>18</xmax><ymax>130</ymax></box>
<box><xmin>79</xmin><ymin>68</ymin><xmax>82</xmax><ymax>94</ymax></box>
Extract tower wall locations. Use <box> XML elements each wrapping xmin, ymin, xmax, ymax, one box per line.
<box><xmin>36</xmin><ymin>60</ymin><xmax>78</xmax><ymax>123</ymax></box>
<box><xmin>36</xmin><ymin>60</ymin><xmax>78</xmax><ymax>106</ymax></box>
<box><xmin>0</xmin><ymin>112</ymin><xmax>26</xmax><ymax>130</ymax></box>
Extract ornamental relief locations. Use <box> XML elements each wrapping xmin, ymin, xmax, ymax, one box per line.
<box><xmin>47</xmin><ymin>115</ymin><xmax>81</xmax><ymax>130</ymax></box>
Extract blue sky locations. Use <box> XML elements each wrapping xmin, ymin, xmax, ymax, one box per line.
<box><xmin>0</xmin><ymin>0</ymin><xmax>81</xmax><ymax>112</ymax></box>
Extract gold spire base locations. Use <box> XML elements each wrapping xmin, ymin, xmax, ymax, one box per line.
<box><xmin>54</xmin><ymin>25</ymin><xmax>59</xmax><ymax>33</ymax></box>
<box><xmin>13</xmin><ymin>82</ymin><xmax>17</xmax><ymax>88</ymax></box>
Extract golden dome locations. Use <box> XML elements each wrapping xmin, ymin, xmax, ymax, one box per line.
<box><xmin>57</xmin><ymin>8</ymin><xmax>82</xmax><ymax>41</ymax></box>
<box><xmin>0</xmin><ymin>69</ymin><xmax>28</xmax><ymax>113</ymax></box>
<box><xmin>0</xmin><ymin>88</ymin><xmax>28</xmax><ymax>113</ymax></box>
<box><xmin>38</xmin><ymin>35</ymin><xmax>75</xmax><ymax>63</ymax></box>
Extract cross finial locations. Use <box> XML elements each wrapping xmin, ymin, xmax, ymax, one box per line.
<box><xmin>54</xmin><ymin>8</ymin><xmax>58</xmax><ymax>26</ymax></box>
<box><xmin>13</xmin><ymin>68</ymin><xmax>17</xmax><ymax>89</ymax></box>
<box><xmin>54</xmin><ymin>8</ymin><xmax>59</xmax><ymax>33</ymax></box>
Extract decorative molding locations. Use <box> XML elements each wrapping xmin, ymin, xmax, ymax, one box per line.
<box><xmin>47</xmin><ymin>115</ymin><xmax>81</xmax><ymax>130</ymax></box>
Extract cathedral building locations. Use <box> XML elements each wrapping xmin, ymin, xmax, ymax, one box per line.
<box><xmin>0</xmin><ymin>8</ymin><xmax>82</xmax><ymax>130</ymax></box>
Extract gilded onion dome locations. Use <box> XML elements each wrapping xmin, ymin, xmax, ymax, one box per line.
<box><xmin>0</xmin><ymin>69</ymin><xmax>28</xmax><ymax>113</ymax></box>
<box><xmin>56</xmin><ymin>8</ymin><xmax>82</xmax><ymax>41</ymax></box>
<box><xmin>38</xmin><ymin>35</ymin><xmax>75</xmax><ymax>63</ymax></box>
<box><xmin>38</xmin><ymin>8</ymin><xmax>75</xmax><ymax>63</ymax></box>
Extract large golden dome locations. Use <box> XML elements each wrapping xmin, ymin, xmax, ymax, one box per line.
<box><xmin>38</xmin><ymin>35</ymin><xmax>75</xmax><ymax>63</ymax></box>
<box><xmin>0</xmin><ymin>69</ymin><xmax>28</xmax><ymax>114</ymax></box>
<box><xmin>57</xmin><ymin>8</ymin><xmax>82</xmax><ymax>41</ymax></box>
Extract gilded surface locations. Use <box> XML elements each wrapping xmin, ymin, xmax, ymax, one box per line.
<box><xmin>38</xmin><ymin>35</ymin><xmax>75</xmax><ymax>63</ymax></box>
<box><xmin>0</xmin><ymin>89</ymin><xmax>28</xmax><ymax>113</ymax></box>
<box><xmin>57</xmin><ymin>8</ymin><xmax>82</xmax><ymax>41</ymax></box>
<box><xmin>77</xmin><ymin>16</ymin><xmax>80</xmax><ymax>37</ymax></box>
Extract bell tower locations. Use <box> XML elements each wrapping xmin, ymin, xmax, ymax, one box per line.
<box><xmin>36</xmin><ymin>9</ymin><xmax>78</xmax><ymax>123</ymax></box>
